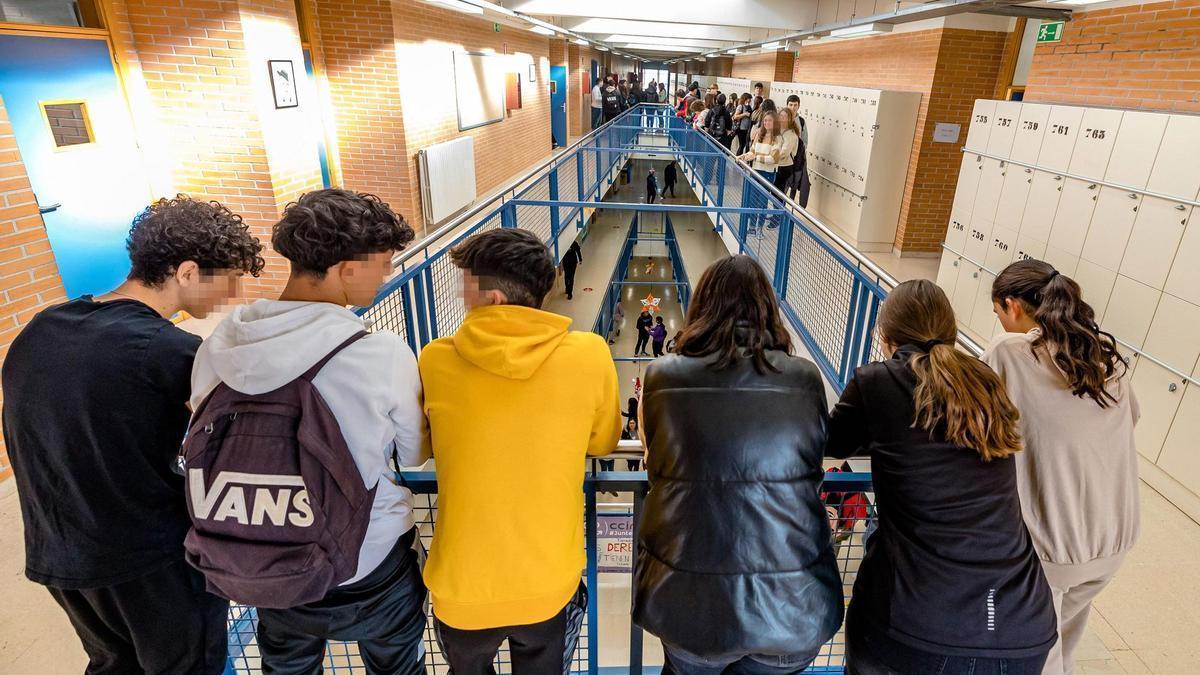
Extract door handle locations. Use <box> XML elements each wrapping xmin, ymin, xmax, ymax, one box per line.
<box><xmin>39</xmin><ymin>202</ymin><xmax>62</xmax><ymax>214</ymax></box>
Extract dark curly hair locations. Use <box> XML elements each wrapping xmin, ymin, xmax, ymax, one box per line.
<box><xmin>127</xmin><ymin>195</ymin><xmax>265</xmax><ymax>286</ymax></box>
<box><xmin>273</xmin><ymin>189</ymin><xmax>414</xmax><ymax>277</ymax></box>
<box><xmin>450</xmin><ymin>228</ymin><xmax>554</xmax><ymax>308</ymax></box>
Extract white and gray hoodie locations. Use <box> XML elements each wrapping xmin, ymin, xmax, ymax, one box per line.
<box><xmin>190</xmin><ymin>300</ymin><xmax>428</xmax><ymax>585</ymax></box>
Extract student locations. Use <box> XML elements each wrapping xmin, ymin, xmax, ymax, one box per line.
<box><xmin>738</xmin><ymin>109</ymin><xmax>783</xmax><ymax>184</ymax></box>
<box><xmin>774</xmin><ymin>108</ymin><xmax>802</xmax><ymax>195</ymax></box>
<box><xmin>753</xmin><ymin>81</ymin><xmax>764</xmax><ymax>100</ymax></box>
<box><xmin>706</xmin><ymin>93</ymin><xmax>733</xmax><ymax>148</ymax></box>
<box><xmin>826</xmin><ymin>279</ymin><xmax>1057</xmax><ymax>674</ymax></box>
<box><xmin>561</xmin><ymin>240</ymin><xmax>583</xmax><ymax>300</ymax></box>
<box><xmin>2</xmin><ymin>196</ymin><xmax>264</xmax><ymax>675</ymax></box>
<box><xmin>621</xmin><ymin>418</ymin><xmax>642</xmax><ymax>471</ymax></box>
<box><xmin>657</xmin><ymin>82</ymin><xmax>668</xmax><ymax>103</ymax></box>
<box><xmin>602</xmin><ymin>80</ymin><xmax>624</xmax><ymax>123</ymax></box>
<box><xmin>591</xmin><ymin>77</ymin><xmax>604</xmax><ymax>130</ymax></box>
<box><xmin>750</xmin><ymin>97</ymin><xmax>777</xmax><ymax>129</ymax></box>
<box><xmin>785</xmin><ymin>94</ymin><xmax>808</xmax><ymax>148</ymax></box>
<box><xmin>635</xmin><ymin>255</ymin><xmax>843</xmax><ymax>674</ymax></box>
<box><xmin>609</xmin><ymin>301</ymin><xmax>625</xmax><ymax>345</ymax></box>
<box><xmin>418</xmin><ymin>228</ymin><xmax>621</xmax><ymax>673</ymax></box>
<box><xmin>733</xmin><ymin>93</ymin><xmax>754</xmax><ymax>154</ymax></box>
<box><xmin>663</xmin><ymin>161</ymin><xmax>678</xmax><ymax>198</ymax></box>
<box><xmin>188</xmin><ymin>189</ymin><xmax>428</xmax><ymax>673</ymax></box>
<box><xmin>688</xmin><ymin>99</ymin><xmax>706</xmax><ymax>129</ymax></box>
<box><xmin>635</xmin><ymin>308</ymin><xmax>654</xmax><ymax>356</ymax></box>
<box><xmin>675</xmin><ymin>88</ymin><xmax>690</xmax><ymax>118</ymax></box>
<box><xmin>650</xmin><ymin>315</ymin><xmax>667</xmax><ymax>357</ymax></box>
<box><xmin>646</xmin><ymin>167</ymin><xmax>659</xmax><ymax>204</ymax></box>
<box><xmin>984</xmin><ymin>260</ymin><xmax>1139</xmax><ymax>675</ymax></box>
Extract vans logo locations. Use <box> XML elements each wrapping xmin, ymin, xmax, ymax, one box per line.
<box><xmin>189</xmin><ymin>469</ymin><xmax>314</xmax><ymax>527</ymax></box>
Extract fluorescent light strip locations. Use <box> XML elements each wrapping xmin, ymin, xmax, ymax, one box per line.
<box><xmin>428</xmin><ymin>0</ymin><xmax>483</xmax><ymax>14</ymax></box>
<box><xmin>829</xmin><ymin>23</ymin><xmax>892</xmax><ymax>38</ymax></box>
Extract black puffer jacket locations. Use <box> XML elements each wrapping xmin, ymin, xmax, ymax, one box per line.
<box><xmin>633</xmin><ymin>335</ymin><xmax>844</xmax><ymax>659</ymax></box>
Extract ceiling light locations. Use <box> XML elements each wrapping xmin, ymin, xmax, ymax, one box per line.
<box><xmin>761</xmin><ymin>41</ymin><xmax>782</xmax><ymax>50</ymax></box>
<box><xmin>572</xmin><ymin>38</ymin><xmax>588</xmax><ymax>45</ymax></box>
<box><xmin>529</xmin><ymin>25</ymin><xmax>555</xmax><ymax>36</ymax></box>
<box><xmin>829</xmin><ymin>23</ymin><xmax>893</xmax><ymax>38</ymax></box>
<box><xmin>428</xmin><ymin>0</ymin><xmax>483</xmax><ymax>14</ymax></box>
<box><xmin>1047</xmin><ymin>0</ymin><xmax>1107</xmax><ymax>4</ymax></box>
<box><xmin>725</xmin><ymin>49</ymin><xmax>740</xmax><ymax>55</ymax></box>
<box><xmin>596</xmin><ymin>46</ymin><xmax>609</xmax><ymax>51</ymax></box>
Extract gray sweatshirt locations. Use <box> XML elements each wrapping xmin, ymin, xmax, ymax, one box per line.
<box><xmin>983</xmin><ymin>329</ymin><xmax>1140</xmax><ymax>565</ymax></box>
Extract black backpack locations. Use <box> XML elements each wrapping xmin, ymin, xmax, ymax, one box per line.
<box><xmin>181</xmin><ymin>332</ymin><xmax>376</xmax><ymax>608</ymax></box>
<box><xmin>602</xmin><ymin>89</ymin><xmax>623</xmax><ymax>118</ymax></box>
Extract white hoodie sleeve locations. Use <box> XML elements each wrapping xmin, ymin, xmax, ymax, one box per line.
<box><xmin>389</xmin><ymin>343</ymin><xmax>430</xmax><ymax>468</ymax></box>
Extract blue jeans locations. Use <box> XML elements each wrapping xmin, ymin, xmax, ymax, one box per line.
<box><xmin>846</xmin><ymin>624</ymin><xmax>1049</xmax><ymax>675</ymax></box>
<box><xmin>592</xmin><ymin>107</ymin><xmax>603</xmax><ymax>130</ymax></box>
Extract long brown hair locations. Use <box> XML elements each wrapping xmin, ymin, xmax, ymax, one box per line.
<box><xmin>675</xmin><ymin>255</ymin><xmax>793</xmax><ymax>374</ymax></box>
<box><xmin>992</xmin><ymin>260</ymin><xmax>1124</xmax><ymax>407</ymax></box>
<box><xmin>879</xmin><ymin>280</ymin><xmax>1021</xmax><ymax>461</ymax></box>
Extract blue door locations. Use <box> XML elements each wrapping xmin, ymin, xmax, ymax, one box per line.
<box><xmin>550</xmin><ymin>65</ymin><xmax>567</xmax><ymax>147</ymax></box>
<box><xmin>302</xmin><ymin>48</ymin><xmax>332</xmax><ymax>188</ymax></box>
<box><xmin>0</xmin><ymin>34</ymin><xmax>152</xmax><ymax>297</ymax></box>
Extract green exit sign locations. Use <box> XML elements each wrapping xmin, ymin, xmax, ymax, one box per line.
<box><xmin>493</xmin><ymin>22</ymin><xmax>500</xmax><ymax>33</ymax></box>
<box><xmin>1037</xmin><ymin>21</ymin><xmax>1064</xmax><ymax>43</ymax></box>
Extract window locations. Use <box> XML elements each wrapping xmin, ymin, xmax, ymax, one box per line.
<box><xmin>0</xmin><ymin>0</ymin><xmax>103</xmax><ymax>29</ymax></box>
<box><xmin>42</xmin><ymin>101</ymin><xmax>94</xmax><ymax>148</ymax></box>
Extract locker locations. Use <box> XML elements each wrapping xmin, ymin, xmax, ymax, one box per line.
<box><xmin>963</xmin><ymin>214</ymin><xmax>994</xmax><ymax>262</ymax></box>
<box><xmin>1072</xmin><ymin>259</ymin><xmax>1118</xmax><ymax>322</ymax></box>
<box><xmin>969</xmin><ymin>270</ymin><xmax>1001</xmax><ymax>339</ymax></box>
<box><xmin>1038</xmin><ymin>106</ymin><xmax>1087</xmax><ymax>173</ymax></box>
<box><xmin>1013</xmin><ymin>233</ymin><xmax>1047</xmax><ymax>264</ymax></box>
<box><xmin>1141</xmin><ymin>293</ymin><xmax>1200</xmax><ymax>375</ymax></box>
<box><xmin>969</xmin><ymin>158</ymin><xmax>1006</xmax><ymax>231</ymax></box>
<box><xmin>1146</xmin><ymin>114</ymin><xmax>1200</xmax><ymax>201</ymax></box>
<box><xmin>1067</xmin><ymin>107</ymin><xmax>1124</xmax><ymax>180</ymax></box>
<box><xmin>951</xmin><ymin>154</ymin><xmax>984</xmax><ymax>219</ymax></box>
<box><xmin>1080</xmin><ymin>187</ymin><xmax>1141</xmax><ymax>271</ymax></box>
<box><xmin>1018</xmin><ymin>171</ymin><xmax>1065</xmax><ymax>243</ymax></box>
<box><xmin>1047</xmin><ymin>179</ymin><xmax>1101</xmax><ymax>257</ymax></box>
<box><xmin>1119</xmin><ymin>197</ymin><xmax>1191</xmax><ymax>290</ymax></box>
<box><xmin>945</xmin><ymin>209</ymin><xmax>969</xmax><ymax>252</ymax></box>
<box><xmin>1103</xmin><ymin>274</ymin><xmax>1162</xmax><ymax>348</ymax></box>
<box><xmin>1104</xmin><ymin>111</ymin><xmax>1169</xmax><ymax>189</ymax></box>
<box><xmin>1156</xmin><ymin>383</ymin><xmax>1200</xmax><ymax>496</ymax></box>
<box><xmin>995</xmin><ymin>166</ymin><xmax>1034</xmax><ymax>232</ymax></box>
<box><xmin>1042</xmin><ymin>245</ymin><xmax>1079</xmax><ymax>277</ymax></box>
<box><xmin>952</xmin><ymin>261</ymin><xmax>982</xmax><ymax>322</ymax></box>
<box><xmin>986</xmin><ymin>101</ymin><xmax>1023</xmax><ymax>158</ymax></box>
<box><xmin>1164</xmin><ymin>217</ymin><xmax>1200</xmax><ymax>307</ymax></box>
<box><xmin>984</xmin><ymin>225</ymin><xmax>1019</xmax><ymax>271</ymax></box>
<box><xmin>965</xmin><ymin>100</ymin><xmax>997</xmax><ymax>152</ymax></box>
<box><xmin>1130</xmin><ymin>359</ymin><xmax>1187</xmax><ymax>462</ymax></box>
<box><xmin>936</xmin><ymin>253</ymin><xmax>961</xmax><ymax>299</ymax></box>
<box><xmin>1010</xmin><ymin>103</ymin><xmax>1051</xmax><ymax>165</ymax></box>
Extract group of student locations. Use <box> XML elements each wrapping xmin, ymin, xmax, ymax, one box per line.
<box><xmin>592</xmin><ymin>73</ymin><xmax>669</xmax><ymax>127</ymax></box>
<box><xmin>676</xmin><ymin>81</ymin><xmax>812</xmax><ymax>207</ymax></box>
<box><xmin>0</xmin><ymin>185</ymin><xmax>1138</xmax><ymax>675</ymax></box>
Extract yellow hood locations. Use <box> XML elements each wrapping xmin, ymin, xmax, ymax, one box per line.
<box><xmin>452</xmin><ymin>305</ymin><xmax>572</xmax><ymax>380</ymax></box>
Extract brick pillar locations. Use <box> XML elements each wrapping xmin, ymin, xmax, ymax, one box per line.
<box><xmin>0</xmin><ymin>97</ymin><xmax>69</xmax><ymax>481</ymax></box>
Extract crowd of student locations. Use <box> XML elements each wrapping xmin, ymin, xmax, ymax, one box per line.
<box><xmin>1</xmin><ymin>184</ymin><xmax>1137</xmax><ymax>675</ymax></box>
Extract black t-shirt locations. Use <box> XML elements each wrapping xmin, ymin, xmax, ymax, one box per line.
<box><xmin>2</xmin><ymin>297</ymin><xmax>200</xmax><ymax>588</ymax></box>
<box><xmin>826</xmin><ymin>346</ymin><xmax>1057</xmax><ymax>657</ymax></box>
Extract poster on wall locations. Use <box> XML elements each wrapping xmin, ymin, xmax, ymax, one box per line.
<box><xmin>596</xmin><ymin>513</ymin><xmax>634</xmax><ymax>573</ymax></box>
<box><xmin>268</xmin><ymin>59</ymin><xmax>298</xmax><ymax>109</ymax></box>
<box><xmin>454</xmin><ymin>51</ymin><xmax>506</xmax><ymax>130</ymax></box>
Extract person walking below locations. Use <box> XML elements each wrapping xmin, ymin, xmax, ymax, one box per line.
<box><xmin>561</xmin><ymin>240</ymin><xmax>583</xmax><ymax>300</ymax></box>
<box><xmin>663</xmin><ymin>161</ymin><xmax>677</xmax><ymax>198</ymax></box>
<box><xmin>419</xmin><ymin>228</ymin><xmax>621</xmax><ymax>674</ymax></box>
<box><xmin>608</xmin><ymin>302</ymin><xmax>625</xmax><ymax>345</ymax></box>
<box><xmin>984</xmin><ymin>260</ymin><xmax>1140</xmax><ymax>675</ymax></box>
<box><xmin>2</xmin><ymin>197</ymin><xmax>265</xmax><ymax>675</ymax></box>
<box><xmin>650</xmin><ymin>316</ymin><xmax>667</xmax><ymax>357</ymax></box>
<box><xmin>635</xmin><ymin>309</ymin><xmax>653</xmax><ymax>356</ymax></box>
<box><xmin>635</xmin><ymin>255</ymin><xmax>843</xmax><ymax>674</ymax></box>
<box><xmin>826</xmin><ymin>279</ymin><xmax>1057</xmax><ymax>675</ymax></box>
<box><xmin>646</xmin><ymin>168</ymin><xmax>659</xmax><ymax>204</ymax></box>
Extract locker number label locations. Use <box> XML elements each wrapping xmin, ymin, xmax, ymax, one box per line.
<box><xmin>1022</xmin><ymin>121</ymin><xmax>1039</xmax><ymax>131</ymax></box>
<box><xmin>971</xmin><ymin>230</ymin><xmax>986</xmax><ymax>242</ymax></box>
<box><xmin>1051</xmin><ymin>124</ymin><xmax>1071</xmax><ymax>136</ymax></box>
<box><xmin>1084</xmin><ymin>128</ymin><xmax>1108</xmax><ymax>140</ymax></box>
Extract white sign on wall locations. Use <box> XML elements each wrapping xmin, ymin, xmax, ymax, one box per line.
<box><xmin>934</xmin><ymin>123</ymin><xmax>962</xmax><ymax>143</ymax></box>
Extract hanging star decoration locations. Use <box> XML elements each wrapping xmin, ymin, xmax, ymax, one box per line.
<box><xmin>641</xmin><ymin>292</ymin><xmax>662</xmax><ymax>313</ymax></box>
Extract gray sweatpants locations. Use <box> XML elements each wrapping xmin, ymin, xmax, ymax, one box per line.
<box><xmin>1039</xmin><ymin>551</ymin><xmax>1127</xmax><ymax>675</ymax></box>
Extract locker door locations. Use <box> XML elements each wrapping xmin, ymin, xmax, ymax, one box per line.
<box><xmin>1131</xmin><ymin>359</ymin><xmax>1187</xmax><ymax>462</ymax></box>
<box><xmin>1043</xmin><ymin>245</ymin><xmax>1079</xmax><ymax>277</ymax></box>
<box><xmin>965</xmin><ymin>100</ymin><xmax>997</xmax><ymax>153</ymax></box>
<box><xmin>1011</xmin><ymin>103</ymin><xmax>1050</xmax><ymax>165</ymax></box>
<box><xmin>952</xmin><ymin>260</ymin><xmax>982</xmax><ymax>321</ymax></box>
<box><xmin>996</xmin><ymin>165</ymin><xmax>1034</xmax><ymax>231</ymax></box>
<box><xmin>1080</xmin><ymin>187</ymin><xmax>1141</xmax><ymax>271</ymax></box>
<box><xmin>1018</xmin><ymin>171</ymin><xmax>1065</xmax><ymax>243</ymax></box>
<box><xmin>1102</xmin><ymin>274</ymin><xmax>1162</xmax><ymax>348</ymax></box>
<box><xmin>1142</xmin><ymin>293</ymin><xmax>1200</xmax><ymax>376</ymax></box>
<box><xmin>1157</xmin><ymin>382</ymin><xmax>1200</xmax><ymax>496</ymax></box>
<box><xmin>946</xmin><ymin>211</ymin><xmax>970</xmax><ymax>253</ymax></box>
<box><xmin>1165</xmin><ymin>217</ymin><xmax>1200</xmax><ymax>306</ymax></box>
<box><xmin>966</xmin><ymin>158</ymin><xmax>1005</xmax><ymax>260</ymax></box>
<box><xmin>1014</xmin><ymin>233</ymin><xmax>1047</xmax><ymax>264</ymax></box>
<box><xmin>1104</xmin><ymin>110</ymin><xmax>1169</xmax><ymax>189</ymax></box>
<box><xmin>985</xmin><ymin>225</ymin><xmax>1018</xmax><ymax>271</ymax></box>
<box><xmin>986</xmin><ymin>101</ymin><xmax>1022</xmax><ymax>158</ymax></box>
<box><xmin>1047</xmin><ymin>178</ymin><xmax>1101</xmax><ymax>257</ymax></box>
<box><xmin>936</xmin><ymin>253</ymin><xmax>961</xmax><ymax>298</ymax></box>
<box><xmin>1038</xmin><ymin>106</ymin><xmax>1087</xmax><ymax>173</ymax></box>
<box><xmin>1119</xmin><ymin>197</ymin><xmax>1191</xmax><ymax>290</ymax></box>
<box><xmin>1146</xmin><ymin>114</ymin><xmax>1200</xmax><ymax>201</ymax></box>
<box><xmin>1067</xmin><ymin>107</ymin><xmax>1124</xmax><ymax>180</ymax></box>
<box><xmin>1073</xmin><ymin>259</ymin><xmax>1118</xmax><ymax>322</ymax></box>
<box><xmin>969</xmin><ymin>270</ymin><xmax>1002</xmax><ymax>339</ymax></box>
<box><xmin>951</xmin><ymin>154</ymin><xmax>984</xmax><ymax>218</ymax></box>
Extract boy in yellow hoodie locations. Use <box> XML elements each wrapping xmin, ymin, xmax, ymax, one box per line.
<box><xmin>418</xmin><ymin>228</ymin><xmax>621</xmax><ymax>673</ymax></box>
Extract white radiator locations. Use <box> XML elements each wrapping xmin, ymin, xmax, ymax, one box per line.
<box><xmin>418</xmin><ymin>136</ymin><xmax>477</xmax><ymax>224</ymax></box>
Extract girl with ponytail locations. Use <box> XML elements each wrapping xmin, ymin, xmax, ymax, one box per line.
<box><xmin>826</xmin><ymin>279</ymin><xmax>1056</xmax><ymax>674</ymax></box>
<box><xmin>985</xmin><ymin>260</ymin><xmax>1140</xmax><ymax>675</ymax></box>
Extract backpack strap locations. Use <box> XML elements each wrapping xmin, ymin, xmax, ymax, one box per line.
<box><xmin>301</xmin><ymin>330</ymin><xmax>370</xmax><ymax>382</ymax></box>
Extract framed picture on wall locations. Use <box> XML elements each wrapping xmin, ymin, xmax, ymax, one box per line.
<box><xmin>268</xmin><ymin>59</ymin><xmax>298</xmax><ymax>109</ymax></box>
<box><xmin>528</xmin><ymin>63</ymin><xmax>537</xmax><ymax>83</ymax></box>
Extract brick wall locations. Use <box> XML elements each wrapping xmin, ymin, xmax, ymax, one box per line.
<box><xmin>1024</xmin><ymin>0</ymin><xmax>1200</xmax><ymax>112</ymax></box>
<box><xmin>568</xmin><ymin>43</ymin><xmax>606</xmax><ymax>138</ymax></box>
<box><xmin>792</xmin><ymin>28</ymin><xmax>1007</xmax><ymax>253</ymax></box>
<box><xmin>0</xmin><ymin>97</ymin><xmax>69</xmax><ymax>481</ymax></box>
<box><xmin>731</xmin><ymin>51</ymin><xmax>794</xmax><ymax>82</ymax></box>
